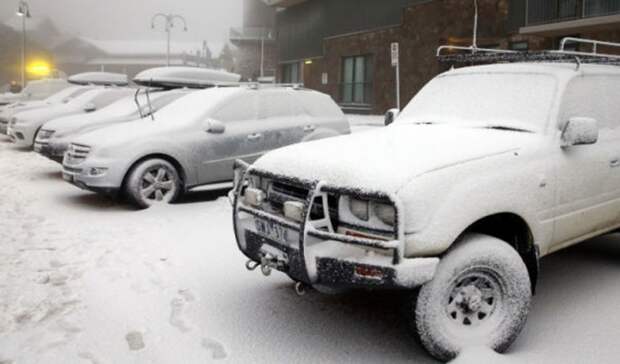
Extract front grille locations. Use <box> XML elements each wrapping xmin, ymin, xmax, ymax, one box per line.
<box><xmin>265</xmin><ymin>180</ymin><xmax>339</xmax><ymax>227</ymax></box>
<box><xmin>63</xmin><ymin>165</ymin><xmax>82</xmax><ymax>174</ymax></box>
<box><xmin>66</xmin><ymin>143</ymin><xmax>91</xmax><ymax>164</ymax></box>
<box><xmin>0</xmin><ymin>117</ymin><xmax>8</xmax><ymax>125</ymax></box>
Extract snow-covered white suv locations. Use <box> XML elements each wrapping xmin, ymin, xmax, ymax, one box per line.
<box><xmin>62</xmin><ymin>86</ymin><xmax>350</xmax><ymax>208</ymax></box>
<box><xmin>231</xmin><ymin>62</ymin><xmax>620</xmax><ymax>360</ymax></box>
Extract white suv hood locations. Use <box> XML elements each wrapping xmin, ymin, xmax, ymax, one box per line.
<box><xmin>253</xmin><ymin>124</ymin><xmax>538</xmax><ymax>194</ymax></box>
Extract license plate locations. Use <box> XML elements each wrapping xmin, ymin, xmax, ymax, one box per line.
<box><xmin>255</xmin><ymin>219</ymin><xmax>288</xmax><ymax>244</ymax></box>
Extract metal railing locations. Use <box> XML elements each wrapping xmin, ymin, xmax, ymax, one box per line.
<box><xmin>526</xmin><ymin>0</ymin><xmax>620</xmax><ymax>25</ymax></box>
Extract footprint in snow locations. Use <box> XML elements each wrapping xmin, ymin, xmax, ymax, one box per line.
<box><xmin>125</xmin><ymin>331</ymin><xmax>146</xmax><ymax>351</ymax></box>
<box><xmin>169</xmin><ymin>289</ymin><xmax>195</xmax><ymax>332</ymax></box>
<box><xmin>201</xmin><ymin>337</ymin><xmax>227</xmax><ymax>360</ymax></box>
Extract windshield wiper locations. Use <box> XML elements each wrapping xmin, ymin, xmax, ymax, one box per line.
<box><xmin>483</xmin><ymin>125</ymin><xmax>533</xmax><ymax>133</ymax></box>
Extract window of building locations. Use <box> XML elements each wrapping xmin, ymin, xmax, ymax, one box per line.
<box><xmin>341</xmin><ymin>55</ymin><xmax>373</xmax><ymax>105</ymax></box>
<box><xmin>282</xmin><ymin>62</ymin><xmax>300</xmax><ymax>84</ymax></box>
<box><xmin>510</xmin><ymin>41</ymin><xmax>529</xmax><ymax>51</ymax></box>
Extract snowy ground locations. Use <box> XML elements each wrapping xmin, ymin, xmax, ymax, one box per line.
<box><xmin>2</xmin><ymin>119</ymin><xmax>620</xmax><ymax>363</ymax></box>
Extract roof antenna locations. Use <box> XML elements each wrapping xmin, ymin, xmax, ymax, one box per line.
<box><xmin>575</xmin><ymin>56</ymin><xmax>582</xmax><ymax>71</ymax></box>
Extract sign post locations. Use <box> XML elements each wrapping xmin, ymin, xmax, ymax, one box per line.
<box><xmin>391</xmin><ymin>42</ymin><xmax>401</xmax><ymax>110</ymax></box>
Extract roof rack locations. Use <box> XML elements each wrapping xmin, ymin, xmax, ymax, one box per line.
<box><xmin>210</xmin><ymin>82</ymin><xmax>305</xmax><ymax>90</ymax></box>
<box><xmin>437</xmin><ymin>37</ymin><xmax>620</xmax><ymax>66</ymax></box>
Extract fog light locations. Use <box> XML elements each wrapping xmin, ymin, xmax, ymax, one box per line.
<box><xmin>89</xmin><ymin>167</ymin><xmax>107</xmax><ymax>176</ymax></box>
<box><xmin>283</xmin><ymin>201</ymin><xmax>305</xmax><ymax>222</ymax></box>
<box><xmin>354</xmin><ymin>265</ymin><xmax>385</xmax><ymax>280</ymax></box>
<box><xmin>244</xmin><ymin>188</ymin><xmax>266</xmax><ymax>207</ymax></box>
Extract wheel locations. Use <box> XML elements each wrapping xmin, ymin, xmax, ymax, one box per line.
<box><xmin>125</xmin><ymin>158</ymin><xmax>181</xmax><ymax>209</ymax></box>
<box><xmin>412</xmin><ymin>233</ymin><xmax>531</xmax><ymax>361</ymax></box>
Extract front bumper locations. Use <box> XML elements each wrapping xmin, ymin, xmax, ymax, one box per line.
<box><xmin>34</xmin><ymin>139</ymin><xmax>67</xmax><ymax>163</ymax></box>
<box><xmin>61</xmin><ymin>153</ymin><xmax>125</xmax><ymax>196</ymax></box>
<box><xmin>8</xmin><ymin>124</ymin><xmax>35</xmax><ymax>147</ymax></box>
<box><xmin>231</xmin><ymin>161</ymin><xmax>439</xmax><ymax>290</ymax></box>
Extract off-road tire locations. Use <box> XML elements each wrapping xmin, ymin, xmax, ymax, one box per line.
<box><xmin>412</xmin><ymin>233</ymin><xmax>531</xmax><ymax>361</ymax></box>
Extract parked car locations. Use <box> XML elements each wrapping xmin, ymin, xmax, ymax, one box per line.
<box><xmin>62</xmin><ymin>86</ymin><xmax>350</xmax><ymax>208</ymax></box>
<box><xmin>0</xmin><ymin>85</ymin><xmax>96</xmax><ymax>135</ymax></box>
<box><xmin>35</xmin><ymin>89</ymin><xmax>194</xmax><ymax>162</ymax></box>
<box><xmin>0</xmin><ymin>78</ymin><xmax>71</xmax><ymax>106</ymax></box>
<box><xmin>7</xmin><ymin>87</ymin><xmax>134</xmax><ymax>148</ymax></box>
<box><xmin>230</xmin><ymin>62</ymin><xmax>620</xmax><ymax>360</ymax></box>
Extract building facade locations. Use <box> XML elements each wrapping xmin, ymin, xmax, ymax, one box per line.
<box><xmin>263</xmin><ymin>0</ymin><xmax>620</xmax><ymax>114</ymax></box>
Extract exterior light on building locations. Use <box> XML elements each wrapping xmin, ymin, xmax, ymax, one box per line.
<box><xmin>305</xmin><ymin>59</ymin><xmax>313</xmax><ymax>65</ymax></box>
<box><xmin>26</xmin><ymin>60</ymin><xmax>51</xmax><ymax>77</ymax></box>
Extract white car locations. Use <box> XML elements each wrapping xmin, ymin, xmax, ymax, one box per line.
<box><xmin>0</xmin><ymin>78</ymin><xmax>70</xmax><ymax>106</ymax></box>
<box><xmin>62</xmin><ymin>85</ymin><xmax>350</xmax><ymax>208</ymax></box>
<box><xmin>231</xmin><ymin>62</ymin><xmax>620</xmax><ymax>360</ymax></box>
<box><xmin>35</xmin><ymin>88</ymin><xmax>194</xmax><ymax>162</ymax></box>
<box><xmin>0</xmin><ymin>85</ymin><xmax>96</xmax><ymax>135</ymax></box>
<box><xmin>7</xmin><ymin>87</ymin><xmax>134</xmax><ymax>148</ymax></box>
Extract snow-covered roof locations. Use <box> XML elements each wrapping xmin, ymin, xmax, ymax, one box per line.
<box><xmin>79</xmin><ymin>37</ymin><xmax>225</xmax><ymax>57</ymax></box>
<box><xmin>68</xmin><ymin>72</ymin><xmax>129</xmax><ymax>86</ymax></box>
<box><xmin>448</xmin><ymin>62</ymin><xmax>620</xmax><ymax>79</ymax></box>
<box><xmin>133</xmin><ymin>67</ymin><xmax>241</xmax><ymax>88</ymax></box>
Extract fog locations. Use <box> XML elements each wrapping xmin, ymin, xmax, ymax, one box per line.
<box><xmin>0</xmin><ymin>0</ymin><xmax>243</xmax><ymax>43</ymax></box>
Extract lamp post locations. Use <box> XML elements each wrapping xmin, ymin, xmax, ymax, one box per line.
<box><xmin>16</xmin><ymin>0</ymin><xmax>31</xmax><ymax>89</ymax></box>
<box><xmin>151</xmin><ymin>13</ymin><xmax>188</xmax><ymax>67</ymax></box>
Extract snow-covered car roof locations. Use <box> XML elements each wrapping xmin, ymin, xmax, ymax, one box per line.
<box><xmin>68</xmin><ymin>72</ymin><xmax>129</xmax><ymax>87</ymax></box>
<box><xmin>447</xmin><ymin>62</ymin><xmax>620</xmax><ymax>79</ymax></box>
<box><xmin>133</xmin><ymin>67</ymin><xmax>241</xmax><ymax>88</ymax></box>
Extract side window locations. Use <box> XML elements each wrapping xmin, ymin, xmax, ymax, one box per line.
<box><xmin>258</xmin><ymin>92</ymin><xmax>294</xmax><ymax>119</ymax></box>
<box><xmin>561</xmin><ymin>76</ymin><xmax>620</xmax><ymax>135</ymax></box>
<box><xmin>213</xmin><ymin>94</ymin><xmax>258</xmax><ymax>122</ymax></box>
<box><xmin>296</xmin><ymin>92</ymin><xmax>343</xmax><ymax>119</ymax></box>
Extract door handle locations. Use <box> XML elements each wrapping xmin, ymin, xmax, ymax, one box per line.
<box><xmin>303</xmin><ymin>125</ymin><xmax>316</xmax><ymax>132</ymax></box>
<box><xmin>610</xmin><ymin>158</ymin><xmax>620</xmax><ymax>168</ymax></box>
<box><xmin>247</xmin><ymin>133</ymin><xmax>262</xmax><ymax>141</ymax></box>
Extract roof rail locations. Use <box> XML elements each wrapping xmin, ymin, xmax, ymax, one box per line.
<box><xmin>437</xmin><ymin>37</ymin><xmax>620</xmax><ymax>66</ymax></box>
<box><xmin>210</xmin><ymin>82</ymin><xmax>305</xmax><ymax>90</ymax></box>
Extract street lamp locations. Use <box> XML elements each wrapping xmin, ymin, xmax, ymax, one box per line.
<box><xmin>151</xmin><ymin>13</ymin><xmax>188</xmax><ymax>67</ymax></box>
<box><xmin>16</xmin><ymin>0</ymin><xmax>31</xmax><ymax>89</ymax></box>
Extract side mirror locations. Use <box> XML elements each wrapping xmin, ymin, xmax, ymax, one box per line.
<box><xmin>561</xmin><ymin>117</ymin><xmax>598</xmax><ymax>148</ymax></box>
<box><xmin>206</xmin><ymin>120</ymin><xmax>226</xmax><ymax>134</ymax></box>
<box><xmin>83</xmin><ymin>102</ymin><xmax>97</xmax><ymax>113</ymax></box>
<box><xmin>385</xmin><ymin>108</ymin><xmax>400</xmax><ymax>126</ymax></box>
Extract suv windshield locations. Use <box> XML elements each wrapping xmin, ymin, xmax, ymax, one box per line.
<box><xmin>397</xmin><ymin>72</ymin><xmax>558</xmax><ymax>133</ymax></box>
<box><xmin>45</xmin><ymin>86</ymin><xmax>91</xmax><ymax>104</ymax></box>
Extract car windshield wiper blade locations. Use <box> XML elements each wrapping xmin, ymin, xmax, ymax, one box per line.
<box><xmin>483</xmin><ymin>125</ymin><xmax>533</xmax><ymax>133</ymax></box>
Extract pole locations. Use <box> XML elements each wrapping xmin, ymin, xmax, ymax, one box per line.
<box><xmin>395</xmin><ymin>62</ymin><xmax>400</xmax><ymax>110</ymax></box>
<box><xmin>21</xmin><ymin>14</ymin><xmax>26</xmax><ymax>89</ymax></box>
<box><xmin>166</xmin><ymin>23</ymin><xmax>171</xmax><ymax>67</ymax></box>
<box><xmin>260</xmin><ymin>30</ymin><xmax>265</xmax><ymax>78</ymax></box>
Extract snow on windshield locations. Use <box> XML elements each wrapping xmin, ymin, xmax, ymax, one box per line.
<box><xmin>44</xmin><ymin>86</ymin><xmax>90</xmax><ymax>104</ymax></box>
<box><xmin>397</xmin><ymin>72</ymin><xmax>558</xmax><ymax>133</ymax></box>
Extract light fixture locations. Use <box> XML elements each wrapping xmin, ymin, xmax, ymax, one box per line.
<box><xmin>305</xmin><ymin>59</ymin><xmax>313</xmax><ymax>65</ymax></box>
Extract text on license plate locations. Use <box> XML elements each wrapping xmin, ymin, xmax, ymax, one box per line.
<box><xmin>255</xmin><ymin>219</ymin><xmax>288</xmax><ymax>244</ymax></box>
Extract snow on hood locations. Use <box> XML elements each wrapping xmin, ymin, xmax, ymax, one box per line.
<box><xmin>252</xmin><ymin>124</ymin><xmax>537</xmax><ymax>194</ymax></box>
<box><xmin>13</xmin><ymin>103</ymin><xmax>77</xmax><ymax>124</ymax></box>
<box><xmin>43</xmin><ymin>112</ymin><xmax>128</xmax><ymax>136</ymax></box>
<box><xmin>72</xmin><ymin>118</ymin><xmax>166</xmax><ymax>148</ymax></box>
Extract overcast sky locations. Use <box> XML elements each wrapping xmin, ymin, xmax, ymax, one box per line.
<box><xmin>0</xmin><ymin>0</ymin><xmax>243</xmax><ymax>43</ymax></box>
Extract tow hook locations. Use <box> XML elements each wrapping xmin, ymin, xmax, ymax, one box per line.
<box><xmin>294</xmin><ymin>281</ymin><xmax>308</xmax><ymax>296</ymax></box>
<box><xmin>245</xmin><ymin>260</ymin><xmax>260</xmax><ymax>271</ymax></box>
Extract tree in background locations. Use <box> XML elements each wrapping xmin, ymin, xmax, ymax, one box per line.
<box><xmin>218</xmin><ymin>43</ymin><xmax>235</xmax><ymax>73</ymax></box>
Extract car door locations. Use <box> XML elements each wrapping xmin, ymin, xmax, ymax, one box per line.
<box><xmin>196</xmin><ymin>91</ymin><xmax>262</xmax><ymax>184</ymax></box>
<box><xmin>552</xmin><ymin>75</ymin><xmax>620</xmax><ymax>247</ymax></box>
<box><xmin>259</xmin><ymin>89</ymin><xmax>305</xmax><ymax>151</ymax></box>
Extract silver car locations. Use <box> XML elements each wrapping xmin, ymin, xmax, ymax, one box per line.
<box><xmin>35</xmin><ymin>89</ymin><xmax>194</xmax><ymax>162</ymax></box>
<box><xmin>7</xmin><ymin>87</ymin><xmax>134</xmax><ymax>148</ymax></box>
<box><xmin>0</xmin><ymin>86</ymin><xmax>95</xmax><ymax>135</ymax></box>
<box><xmin>62</xmin><ymin>85</ymin><xmax>350</xmax><ymax>208</ymax></box>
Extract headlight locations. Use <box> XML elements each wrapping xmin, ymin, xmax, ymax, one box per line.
<box><xmin>38</xmin><ymin>129</ymin><xmax>55</xmax><ymax>140</ymax></box>
<box><xmin>9</xmin><ymin>117</ymin><xmax>17</xmax><ymax>127</ymax></box>
<box><xmin>349</xmin><ymin>198</ymin><xmax>369</xmax><ymax>221</ymax></box>
<box><xmin>374</xmin><ymin>203</ymin><xmax>396</xmax><ymax>226</ymax></box>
